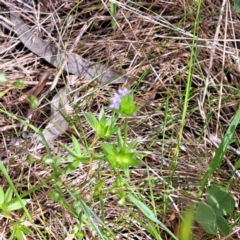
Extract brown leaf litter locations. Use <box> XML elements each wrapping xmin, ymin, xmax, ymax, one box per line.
<box><xmin>0</xmin><ymin>0</ymin><xmax>240</xmax><ymax>239</ymax></box>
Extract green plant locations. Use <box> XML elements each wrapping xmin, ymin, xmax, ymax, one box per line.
<box><xmin>195</xmin><ymin>185</ymin><xmax>235</xmax><ymax>236</ymax></box>
<box><xmin>198</xmin><ymin>106</ymin><xmax>240</xmax><ymax>197</ymax></box>
<box><xmin>0</xmin><ymin>186</ymin><xmax>30</xmax><ymax>219</ymax></box>
<box><xmin>41</xmin><ymin>88</ymin><xmax>143</xmax><ymax>238</ymax></box>
<box><xmin>44</xmin><ymin>88</ymin><xmax>177</xmax><ymax>239</ymax></box>
<box><xmin>180</xmin><ymin>107</ymin><xmax>240</xmax><ymax>238</ymax></box>
<box><xmin>83</xmin><ymin>106</ymin><xmax>118</xmax><ymax>140</ymax></box>
<box><xmin>60</xmin><ymin>88</ymin><xmax>142</xmax><ymax>178</ymax></box>
<box><xmin>10</xmin><ymin>217</ymin><xmax>34</xmax><ymax>240</ymax></box>
<box><xmin>0</xmin><ymin>72</ymin><xmax>24</xmax><ymax>98</ymax></box>
<box><xmin>0</xmin><ymin>186</ymin><xmax>32</xmax><ymax>240</ymax></box>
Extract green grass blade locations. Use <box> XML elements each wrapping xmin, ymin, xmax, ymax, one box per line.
<box><xmin>179</xmin><ymin>208</ymin><xmax>194</xmax><ymax>240</ymax></box>
<box><xmin>128</xmin><ymin>194</ymin><xmax>178</xmax><ymax>240</ymax></box>
<box><xmin>171</xmin><ymin>0</ymin><xmax>204</xmax><ymax>175</ymax></box>
<box><xmin>198</xmin><ymin>105</ymin><xmax>240</xmax><ymax>197</ymax></box>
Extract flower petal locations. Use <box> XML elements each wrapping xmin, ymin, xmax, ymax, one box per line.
<box><xmin>118</xmin><ymin>88</ymin><xmax>131</xmax><ymax>97</ymax></box>
<box><xmin>109</xmin><ymin>92</ymin><xmax>122</xmax><ymax>109</ymax></box>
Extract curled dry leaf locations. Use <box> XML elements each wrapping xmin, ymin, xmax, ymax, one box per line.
<box><xmin>10</xmin><ymin>11</ymin><xmax>127</xmax><ymax>85</ymax></box>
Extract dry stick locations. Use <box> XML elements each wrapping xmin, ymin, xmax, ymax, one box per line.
<box><xmin>0</xmin><ymin>14</ymin><xmax>14</xmax><ymax>29</ymax></box>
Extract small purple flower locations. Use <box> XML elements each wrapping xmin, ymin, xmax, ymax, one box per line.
<box><xmin>109</xmin><ymin>88</ymin><xmax>131</xmax><ymax>110</ymax></box>
<box><xmin>109</xmin><ymin>92</ymin><xmax>122</xmax><ymax>109</ymax></box>
<box><xmin>118</xmin><ymin>88</ymin><xmax>131</xmax><ymax>97</ymax></box>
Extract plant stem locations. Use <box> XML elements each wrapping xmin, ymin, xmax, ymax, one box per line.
<box><xmin>124</xmin><ymin>117</ymin><xmax>128</xmax><ymax>148</ymax></box>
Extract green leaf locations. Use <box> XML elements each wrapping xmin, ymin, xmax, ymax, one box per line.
<box><xmin>1</xmin><ymin>209</ymin><xmax>11</xmax><ymax>219</ymax></box>
<box><xmin>13</xmin><ymin>229</ymin><xmax>24</xmax><ymax>240</ymax></box>
<box><xmin>123</xmin><ymin>167</ymin><xmax>130</xmax><ymax>179</ymax></box>
<box><xmin>199</xmin><ymin>106</ymin><xmax>240</xmax><ymax>195</ymax></box>
<box><xmin>126</xmin><ymin>139</ymin><xmax>139</xmax><ymax>152</ymax></box>
<box><xmin>117</xmin><ymin>128</ymin><xmax>124</xmax><ymax>149</ymax></box>
<box><xmin>234</xmin><ymin>158</ymin><xmax>240</xmax><ymax>170</ymax></box>
<box><xmin>110</xmin><ymin>2</ymin><xmax>117</xmax><ymax>30</ymax></box>
<box><xmin>72</xmin><ymin>135</ymin><xmax>82</xmax><ymax>155</ymax></box>
<box><xmin>28</xmin><ymin>95</ymin><xmax>39</xmax><ymax>109</ymax></box>
<box><xmin>101</xmin><ymin>143</ymin><xmax>115</xmax><ymax>156</ymax></box>
<box><xmin>4</xmin><ymin>187</ymin><xmax>13</xmax><ymax>203</ymax></box>
<box><xmin>83</xmin><ymin>112</ymin><xmax>98</xmax><ymax>129</ymax></box>
<box><xmin>110</xmin><ymin>2</ymin><xmax>117</xmax><ymax>16</ymax></box>
<box><xmin>48</xmin><ymin>190</ymin><xmax>61</xmax><ymax>202</ymax></box>
<box><xmin>179</xmin><ymin>208</ymin><xmax>194</xmax><ymax>240</ymax></box>
<box><xmin>116</xmin><ymin>152</ymin><xmax>141</xmax><ymax>168</ymax></box>
<box><xmin>64</xmin><ymin>160</ymin><xmax>81</xmax><ymax>173</ymax></box>
<box><xmin>12</xmin><ymin>79</ymin><xmax>24</xmax><ymax>88</ymax></box>
<box><xmin>206</xmin><ymin>185</ymin><xmax>235</xmax><ymax>215</ymax></box>
<box><xmin>98</xmin><ymin>106</ymin><xmax>106</xmax><ymax>122</ymax></box>
<box><xmin>0</xmin><ymin>187</ymin><xmax>5</xmax><ymax>205</ymax></box>
<box><xmin>41</xmin><ymin>155</ymin><xmax>54</xmax><ymax>164</ymax></box>
<box><xmin>216</xmin><ymin>213</ymin><xmax>230</xmax><ymax>236</ymax></box>
<box><xmin>60</xmin><ymin>142</ymin><xmax>80</xmax><ymax>158</ymax></box>
<box><xmin>195</xmin><ymin>202</ymin><xmax>216</xmax><ymax>235</ymax></box>
<box><xmin>85</xmin><ymin>108</ymin><xmax>117</xmax><ymax>139</ymax></box>
<box><xmin>7</xmin><ymin>199</ymin><xmax>30</xmax><ymax>211</ymax></box>
<box><xmin>0</xmin><ymin>72</ymin><xmax>7</xmax><ymax>83</ymax></box>
<box><xmin>234</xmin><ymin>0</ymin><xmax>240</xmax><ymax>12</ymax></box>
<box><xmin>0</xmin><ymin>162</ymin><xmax>33</xmax><ymax>226</ymax></box>
<box><xmin>128</xmin><ymin>194</ymin><xmax>178</xmax><ymax>240</ymax></box>
<box><xmin>20</xmin><ymin>225</ymin><xmax>34</xmax><ymax>234</ymax></box>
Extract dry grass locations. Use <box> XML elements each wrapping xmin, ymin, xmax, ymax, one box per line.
<box><xmin>0</xmin><ymin>0</ymin><xmax>240</xmax><ymax>239</ymax></box>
